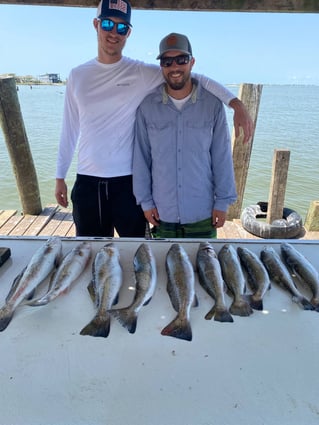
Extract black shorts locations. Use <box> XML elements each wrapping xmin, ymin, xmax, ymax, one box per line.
<box><xmin>71</xmin><ymin>174</ymin><xmax>147</xmax><ymax>237</ymax></box>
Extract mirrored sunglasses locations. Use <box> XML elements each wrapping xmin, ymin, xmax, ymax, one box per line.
<box><xmin>100</xmin><ymin>18</ymin><xmax>130</xmax><ymax>36</ymax></box>
<box><xmin>160</xmin><ymin>54</ymin><xmax>191</xmax><ymax>68</ymax></box>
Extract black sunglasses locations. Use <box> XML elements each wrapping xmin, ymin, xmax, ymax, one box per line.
<box><xmin>160</xmin><ymin>54</ymin><xmax>191</xmax><ymax>68</ymax></box>
<box><xmin>99</xmin><ymin>18</ymin><xmax>130</xmax><ymax>36</ymax></box>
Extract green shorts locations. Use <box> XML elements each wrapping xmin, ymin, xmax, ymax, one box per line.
<box><xmin>152</xmin><ymin>217</ymin><xmax>217</xmax><ymax>239</ymax></box>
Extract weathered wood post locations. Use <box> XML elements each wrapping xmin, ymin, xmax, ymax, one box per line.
<box><xmin>305</xmin><ymin>201</ymin><xmax>319</xmax><ymax>231</ymax></box>
<box><xmin>267</xmin><ymin>149</ymin><xmax>290</xmax><ymax>223</ymax></box>
<box><xmin>227</xmin><ymin>83</ymin><xmax>263</xmax><ymax>220</ymax></box>
<box><xmin>0</xmin><ymin>76</ymin><xmax>42</xmax><ymax>215</ymax></box>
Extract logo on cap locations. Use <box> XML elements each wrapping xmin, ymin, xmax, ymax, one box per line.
<box><xmin>109</xmin><ymin>0</ymin><xmax>128</xmax><ymax>13</ymax></box>
<box><xmin>166</xmin><ymin>35</ymin><xmax>178</xmax><ymax>48</ymax></box>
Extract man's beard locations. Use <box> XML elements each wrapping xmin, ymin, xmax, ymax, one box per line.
<box><xmin>165</xmin><ymin>72</ymin><xmax>188</xmax><ymax>91</ymax></box>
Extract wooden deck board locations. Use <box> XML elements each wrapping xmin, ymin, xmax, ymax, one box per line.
<box><xmin>0</xmin><ymin>209</ymin><xmax>18</xmax><ymax>228</ymax></box>
<box><xmin>0</xmin><ymin>205</ymin><xmax>318</xmax><ymax>240</ymax></box>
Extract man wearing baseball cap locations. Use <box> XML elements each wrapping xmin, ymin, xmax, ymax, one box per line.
<box><xmin>55</xmin><ymin>0</ymin><xmax>250</xmax><ymax>238</ymax></box>
<box><xmin>133</xmin><ymin>33</ymin><xmax>237</xmax><ymax>238</ymax></box>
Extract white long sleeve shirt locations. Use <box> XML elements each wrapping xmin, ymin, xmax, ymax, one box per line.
<box><xmin>56</xmin><ymin>56</ymin><xmax>235</xmax><ymax>179</ymax></box>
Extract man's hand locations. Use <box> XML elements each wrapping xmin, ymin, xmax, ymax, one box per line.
<box><xmin>55</xmin><ymin>178</ymin><xmax>68</xmax><ymax>208</ymax></box>
<box><xmin>229</xmin><ymin>98</ymin><xmax>253</xmax><ymax>144</ymax></box>
<box><xmin>212</xmin><ymin>210</ymin><xmax>226</xmax><ymax>228</ymax></box>
<box><xmin>144</xmin><ymin>208</ymin><xmax>160</xmax><ymax>226</ymax></box>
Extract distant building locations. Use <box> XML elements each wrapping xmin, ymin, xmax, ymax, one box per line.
<box><xmin>38</xmin><ymin>73</ymin><xmax>62</xmax><ymax>84</ymax></box>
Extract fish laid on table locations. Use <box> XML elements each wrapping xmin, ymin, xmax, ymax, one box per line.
<box><xmin>161</xmin><ymin>243</ymin><xmax>196</xmax><ymax>341</ymax></box>
<box><xmin>260</xmin><ymin>246</ymin><xmax>314</xmax><ymax>311</ymax></box>
<box><xmin>280</xmin><ymin>243</ymin><xmax>319</xmax><ymax>311</ymax></box>
<box><xmin>237</xmin><ymin>246</ymin><xmax>271</xmax><ymax>311</ymax></box>
<box><xmin>26</xmin><ymin>241</ymin><xmax>92</xmax><ymax>306</ymax></box>
<box><xmin>109</xmin><ymin>243</ymin><xmax>157</xmax><ymax>334</ymax></box>
<box><xmin>218</xmin><ymin>244</ymin><xmax>253</xmax><ymax>317</ymax></box>
<box><xmin>0</xmin><ymin>236</ymin><xmax>62</xmax><ymax>332</ymax></box>
<box><xmin>80</xmin><ymin>243</ymin><xmax>123</xmax><ymax>338</ymax></box>
<box><xmin>196</xmin><ymin>242</ymin><xmax>233</xmax><ymax>322</ymax></box>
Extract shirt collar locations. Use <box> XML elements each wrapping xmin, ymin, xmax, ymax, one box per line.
<box><xmin>162</xmin><ymin>78</ymin><xmax>198</xmax><ymax>104</ymax></box>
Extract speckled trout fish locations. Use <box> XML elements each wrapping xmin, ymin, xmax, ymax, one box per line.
<box><xmin>237</xmin><ymin>246</ymin><xmax>270</xmax><ymax>311</ymax></box>
<box><xmin>218</xmin><ymin>244</ymin><xmax>253</xmax><ymax>317</ymax></box>
<box><xmin>161</xmin><ymin>243</ymin><xmax>195</xmax><ymax>342</ymax></box>
<box><xmin>80</xmin><ymin>243</ymin><xmax>123</xmax><ymax>338</ymax></box>
<box><xmin>280</xmin><ymin>243</ymin><xmax>319</xmax><ymax>311</ymax></box>
<box><xmin>0</xmin><ymin>236</ymin><xmax>62</xmax><ymax>331</ymax></box>
<box><xmin>260</xmin><ymin>246</ymin><xmax>314</xmax><ymax>311</ymax></box>
<box><xmin>109</xmin><ymin>243</ymin><xmax>157</xmax><ymax>334</ymax></box>
<box><xmin>27</xmin><ymin>241</ymin><xmax>92</xmax><ymax>306</ymax></box>
<box><xmin>196</xmin><ymin>242</ymin><xmax>233</xmax><ymax>322</ymax></box>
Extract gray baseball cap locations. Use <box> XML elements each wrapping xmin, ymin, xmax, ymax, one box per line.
<box><xmin>157</xmin><ymin>33</ymin><xmax>192</xmax><ymax>59</ymax></box>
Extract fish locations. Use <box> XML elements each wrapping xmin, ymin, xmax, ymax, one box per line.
<box><xmin>80</xmin><ymin>243</ymin><xmax>123</xmax><ymax>338</ymax></box>
<box><xmin>109</xmin><ymin>243</ymin><xmax>157</xmax><ymax>334</ymax></box>
<box><xmin>161</xmin><ymin>243</ymin><xmax>195</xmax><ymax>341</ymax></box>
<box><xmin>260</xmin><ymin>246</ymin><xmax>314</xmax><ymax>310</ymax></box>
<box><xmin>280</xmin><ymin>243</ymin><xmax>319</xmax><ymax>311</ymax></box>
<box><xmin>237</xmin><ymin>246</ymin><xmax>271</xmax><ymax>311</ymax></box>
<box><xmin>196</xmin><ymin>242</ymin><xmax>233</xmax><ymax>322</ymax></box>
<box><xmin>26</xmin><ymin>241</ymin><xmax>92</xmax><ymax>306</ymax></box>
<box><xmin>0</xmin><ymin>236</ymin><xmax>62</xmax><ymax>331</ymax></box>
<box><xmin>218</xmin><ymin>244</ymin><xmax>253</xmax><ymax>317</ymax></box>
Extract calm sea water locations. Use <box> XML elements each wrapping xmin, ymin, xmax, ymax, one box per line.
<box><xmin>0</xmin><ymin>84</ymin><xmax>318</xmax><ymax>220</ymax></box>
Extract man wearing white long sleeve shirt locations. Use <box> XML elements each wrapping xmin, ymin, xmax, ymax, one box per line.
<box><xmin>55</xmin><ymin>0</ymin><xmax>251</xmax><ymax>237</ymax></box>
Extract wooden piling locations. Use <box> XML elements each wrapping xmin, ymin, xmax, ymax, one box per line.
<box><xmin>267</xmin><ymin>149</ymin><xmax>290</xmax><ymax>223</ymax></box>
<box><xmin>305</xmin><ymin>201</ymin><xmax>319</xmax><ymax>231</ymax></box>
<box><xmin>0</xmin><ymin>76</ymin><xmax>42</xmax><ymax>215</ymax></box>
<box><xmin>227</xmin><ymin>83</ymin><xmax>263</xmax><ymax>220</ymax></box>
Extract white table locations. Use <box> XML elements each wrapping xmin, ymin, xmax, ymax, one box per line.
<box><xmin>0</xmin><ymin>236</ymin><xmax>318</xmax><ymax>425</ymax></box>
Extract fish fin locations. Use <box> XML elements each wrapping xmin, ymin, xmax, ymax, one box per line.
<box><xmin>0</xmin><ymin>305</ymin><xmax>14</xmax><ymax>332</ymax></box>
<box><xmin>25</xmin><ymin>287</ymin><xmax>37</xmax><ymax>301</ymax></box>
<box><xmin>192</xmin><ymin>293</ymin><xmax>199</xmax><ymax>308</ymax></box>
<box><xmin>87</xmin><ymin>280</ymin><xmax>96</xmax><ymax>303</ymax></box>
<box><xmin>109</xmin><ymin>308</ymin><xmax>138</xmax><ymax>334</ymax></box>
<box><xmin>161</xmin><ymin>315</ymin><xmax>192</xmax><ymax>341</ymax></box>
<box><xmin>292</xmin><ymin>296</ymin><xmax>314</xmax><ymax>311</ymax></box>
<box><xmin>230</xmin><ymin>298</ymin><xmax>253</xmax><ymax>317</ymax></box>
<box><xmin>112</xmin><ymin>292</ymin><xmax>120</xmax><ymax>306</ymax></box>
<box><xmin>310</xmin><ymin>298</ymin><xmax>319</xmax><ymax>311</ymax></box>
<box><xmin>143</xmin><ymin>296</ymin><xmax>152</xmax><ymax>306</ymax></box>
<box><xmin>246</xmin><ymin>294</ymin><xmax>263</xmax><ymax>311</ymax></box>
<box><xmin>80</xmin><ymin>313</ymin><xmax>111</xmax><ymax>338</ymax></box>
<box><xmin>25</xmin><ymin>295</ymin><xmax>50</xmax><ymax>307</ymax></box>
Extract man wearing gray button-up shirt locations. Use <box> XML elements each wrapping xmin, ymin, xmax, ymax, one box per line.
<box><xmin>133</xmin><ymin>33</ymin><xmax>237</xmax><ymax>238</ymax></box>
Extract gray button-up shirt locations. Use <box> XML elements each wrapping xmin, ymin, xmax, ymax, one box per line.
<box><xmin>133</xmin><ymin>80</ymin><xmax>237</xmax><ymax>224</ymax></box>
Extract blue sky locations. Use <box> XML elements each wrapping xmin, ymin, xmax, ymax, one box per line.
<box><xmin>0</xmin><ymin>4</ymin><xmax>318</xmax><ymax>84</ymax></box>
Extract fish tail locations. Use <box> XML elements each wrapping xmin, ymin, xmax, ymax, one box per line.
<box><xmin>80</xmin><ymin>313</ymin><xmax>111</xmax><ymax>338</ymax></box>
<box><xmin>213</xmin><ymin>307</ymin><xmax>234</xmax><ymax>323</ymax></box>
<box><xmin>161</xmin><ymin>315</ymin><xmax>192</xmax><ymax>341</ymax></box>
<box><xmin>109</xmin><ymin>308</ymin><xmax>138</xmax><ymax>334</ymax></box>
<box><xmin>230</xmin><ymin>298</ymin><xmax>253</xmax><ymax>317</ymax></box>
<box><xmin>246</xmin><ymin>294</ymin><xmax>264</xmax><ymax>311</ymax></box>
<box><xmin>204</xmin><ymin>305</ymin><xmax>234</xmax><ymax>323</ymax></box>
<box><xmin>310</xmin><ymin>297</ymin><xmax>319</xmax><ymax>312</ymax></box>
<box><xmin>0</xmin><ymin>305</ymin><xmax>14</xmax><ymax>332</ymax></box>
<box><xmin>292</xmin><ymin>296</ymin><xmax>314</xmax><ymax>311</ymax></box>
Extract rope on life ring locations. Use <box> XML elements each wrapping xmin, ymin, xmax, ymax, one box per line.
<box><xmin>240</xmin><ymin>201</ymin><xmax>303</xmax><ymax>239</ymax></box>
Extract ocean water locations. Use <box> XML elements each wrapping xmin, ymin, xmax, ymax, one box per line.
<box><xmin>0</xmin><ymin>83</ymin><xmax>318</xmax><ymax>221</ymax></box>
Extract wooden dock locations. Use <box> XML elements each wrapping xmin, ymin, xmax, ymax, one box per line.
<box><xmin>1</xmin><ymin>205</ymin><xmax>319</xmax><ymax>239</ymax></box>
